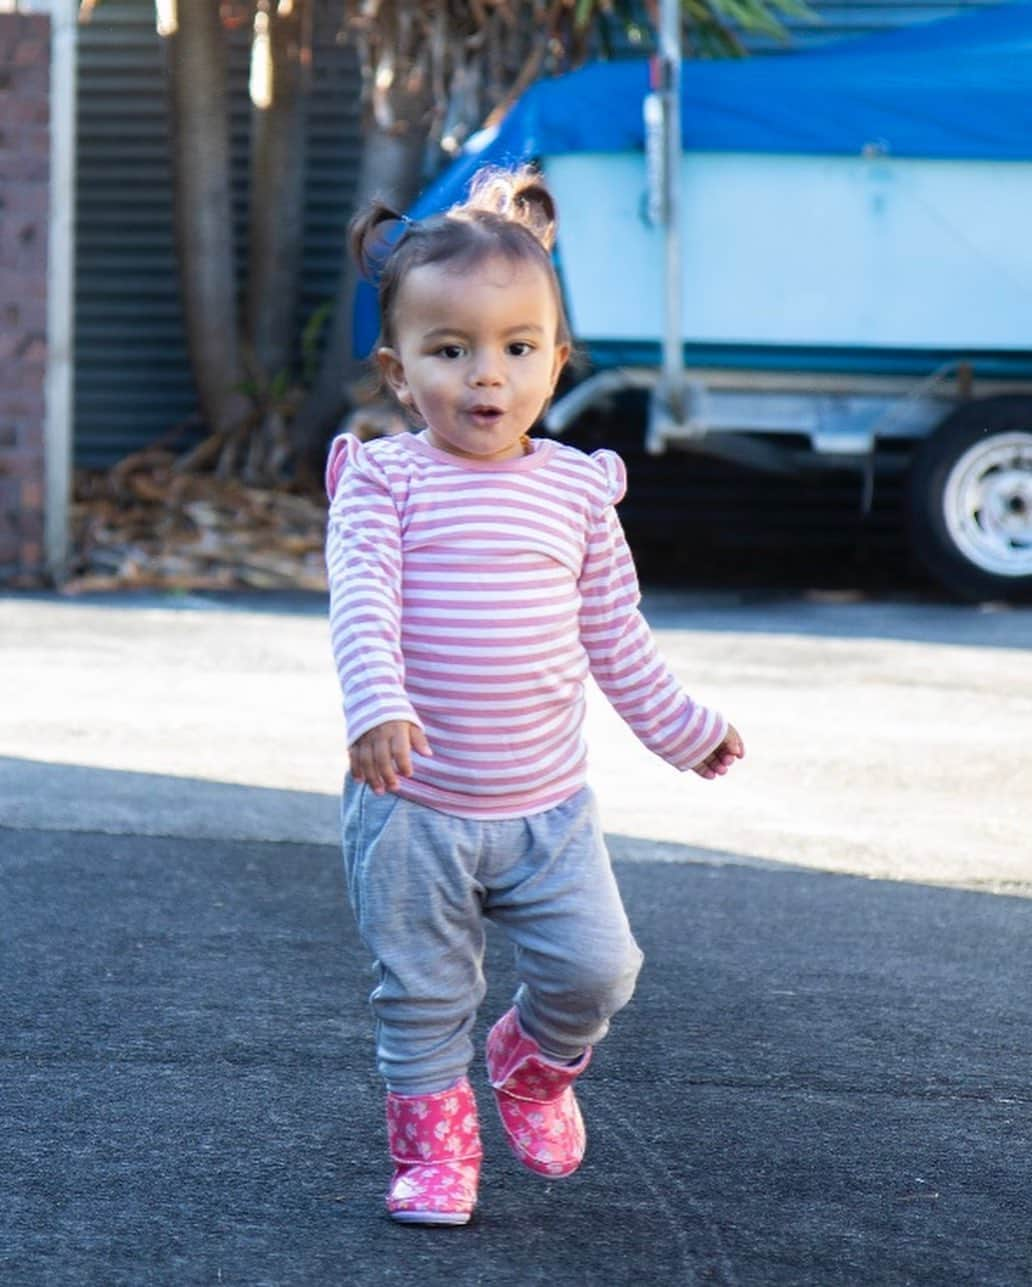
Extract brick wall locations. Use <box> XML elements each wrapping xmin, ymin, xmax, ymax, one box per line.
<box><xmin>0</xmin><ymin>12</ymin><xmax>49</xmax><ymax>587</ymax></box>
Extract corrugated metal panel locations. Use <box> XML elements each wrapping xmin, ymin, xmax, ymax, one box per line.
<box><xmin>74</xmin><ymin>0</ymin><xmax>361</xmax><ymax>467</ymax></box>
<box><xmin>74</xmin><ymin>0</ymin><xmax>1000</xmax><ymax>466</ymax></box>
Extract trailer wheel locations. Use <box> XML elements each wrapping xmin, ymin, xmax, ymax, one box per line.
<box><xmin>906</xmin><ymin>398</ymin><xmax>1032</xmax><ymax>601</ymax></box>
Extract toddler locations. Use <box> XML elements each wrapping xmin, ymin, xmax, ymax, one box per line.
<box><xmin>325</xmin><ymin>166</ymin><xmax>744</xmax><ymax>1225</ymax></box>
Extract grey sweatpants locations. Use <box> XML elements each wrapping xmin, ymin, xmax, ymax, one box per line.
<box><xmin>341</xmin><ymin>779</ymin><xmax>644</xmax><ymax>1094</ymax></box>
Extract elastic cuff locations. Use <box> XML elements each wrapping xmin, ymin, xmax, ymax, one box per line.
<box><xmin>515</xmin><ymin>1001</ymin><xmax>590</xmax><ymax>1063</ymax></box>
<box><xmin>384</xmin><ymin>1073</ymin><xmax>465</xmax><ymax>1097</ymax></box>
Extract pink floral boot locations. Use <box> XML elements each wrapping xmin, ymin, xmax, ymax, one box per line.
<box><xmin>485</xmin><ymin>1007</ymin><xmax>592</xmax><ymax>1179</ymax></box>
<box><xmin>384</xmin><ymin>1078</ymin><xmax>482</xmax><ymax>1225</ymax></box>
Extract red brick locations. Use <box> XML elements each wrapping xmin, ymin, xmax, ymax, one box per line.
<box><xmin>4</xmin><ymin>395</ymin><xmax>45</xmax><ymax>421</ymax></box>
<box><xmin>0</xmin><ymin>14</ymin><xmax>48</xmax><ymax>45</ymax></box>
<box><xmin>11</xmin><ymin>143</ymin><xmax>50</xmax><ymax>183</ymax></box>
<box><xmin>13</xmin><ymin>37</ymin><xmax>46</xmax><ymax>67</ymax></box>
<box><xmin>0</xmin><ymin>383</ymin><xmax>45</xmax><ymax>409</ymax></box>
<box><xmin>2</xmin><ymin>278</ymin><xmax>43</xmax><ymax>307</ymax></box>
<box><xmin>0</xmin><ymin>400</ymin><xmax>43</xmax><ymax>427</ymax></box>
<box><xmin>8</xmin><ymin>97</ymin><xmax>48</xmax><ymax>128</ymax></box>
<box><xmin>0</xmin><ymin>451</ymin><xmax>44</xmax><ymax>481</ymax></box>
<box><xmin>0</xmin><ymin>150</ymin><xmax>48</xmax><ymax>184</ymax></box>
<box><xmin>16</xmin><ymin>336</ymin><xmax>46</xmax><ymax>364</ymax></box>
<box><xmin>0</xmin><ymin>352</ymin><xmax>46</xmax><ymax>378</ymax></box>
<box><xmin>3</xmin><ymin>63</ymin><xmax>47</xmax><ymax>98</ymax></box>
<box><xmin>20</xmin><ymin>123</ymin><xmax>50</xmax><ymax>156</ymax></box>
<box><xmin>22</xmin><ymin>502</ymin><xmax>44</xmax><ymax>534</ymax></box>
<box><xmin>0</xmin><ymin>17</ymin><xmax>46</xmax><ymax>61</ymax></box>
<box><xmin>0</xmin><ymin>364</ymin><xmax>45</xmax><ymax>395</ymax></box>
<box><xmin>3</xmin><ymin>183</ymin><xmax>48</xmax><ymax>221</ymax></box>
<box><xmin>0</xmin><ymin>11</ymin><xmax>50</xmax><ymax>590</ymax></box>
<box><xmin>0</xmin><ymin>244</ymin><xmax>48</xmax><ymax>280</ymax></box>
<box><xmin>0</xmin><ymin>416</ymin><xmax>45</xmax><ymax>446</ymax></box>
<box><xmin>7</xmin><ymin>300</ymin><xmax>45</xmax><ymax>333</ymax></box>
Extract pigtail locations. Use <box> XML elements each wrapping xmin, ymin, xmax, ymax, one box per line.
<box><xmin>461</xmin><ymin>166</ymin><xmax>558</xmax><ymax>252</ymax></box>
<box><xmin>348</xmin><ymin>200</ymin><xmax>408</xmax><ymax>282</ymax></box>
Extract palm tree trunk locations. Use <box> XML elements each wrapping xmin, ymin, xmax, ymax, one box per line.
<box><xmin>166</xmin><ymin>0</ymin><xmax>250</xmax><ymax>438</ymax></box>
<box><xmin>290</xmin><ymin>67</ymin><xmax>433</xmax><ymax>469</ymax></box>
<box><xmin>246</xmin><ymin>0</ymin><xmax>313</xmax><ymax>377</ymax></box>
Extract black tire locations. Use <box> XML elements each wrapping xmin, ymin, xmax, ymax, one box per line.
<box><xmin>906</xmin><ymin>397</ymin><xmax>1032</xmax><ymax>602</ymax></box>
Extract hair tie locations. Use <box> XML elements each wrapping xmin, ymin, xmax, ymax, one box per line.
<box><xmin>360</xmin><ymin>215</ymin><xmax>418</xmax><ymax>284</ymax></box>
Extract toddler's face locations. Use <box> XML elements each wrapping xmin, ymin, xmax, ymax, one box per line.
<box><xmin>378</xmin><ymin>254</ymin><xmax>570</xmax><ymax>463</ymax></box>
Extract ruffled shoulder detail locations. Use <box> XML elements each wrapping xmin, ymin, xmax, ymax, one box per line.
<box><xmin>324</xmin><ymin>432</ymin><xmax>396</xmax><ymax>500</ymax></box>
<box><xmin>589</xmin><ymin>448</ymin><xmax>628</xmax><ymax>507</ymax></box>
<box><xmin>324</xmin><ymin>432</ymin><xmax>357</xmax><ymax>498</ymax></box>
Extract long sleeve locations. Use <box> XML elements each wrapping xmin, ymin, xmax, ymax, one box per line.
<box><xmin>325</xmin><ymin>434</ymin><xmax>422</xmax><ymax>746</ymax></box>
<box><xmin>577</xmin><ymin>451</ymin><xmax>727</xmax><ymax>771</ymax></box>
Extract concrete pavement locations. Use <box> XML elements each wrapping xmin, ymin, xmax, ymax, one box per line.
<box><xmin>2</xmin><ymin>590</ymin><xmax>1030</xmax><ymax>888</ymax></box>
<box><xmin>2</xmin><ymin>590</ymin><xmax>1031</xmax><ymax>1285</ymax></box>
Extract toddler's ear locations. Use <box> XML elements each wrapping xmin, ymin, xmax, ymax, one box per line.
<box><xmin>550</xmin><ymin>342</ymin><xmax>571</xmax><ymax>390</ymax></box>
<box><xmin>377</xmin><ymin>347</ymin><xmax>410</xmax><ymax>405</ymax></box>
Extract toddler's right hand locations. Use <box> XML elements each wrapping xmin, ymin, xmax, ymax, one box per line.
<box><xmin>349</xmin><ymin>721</ymin><xmax>432</xmax><ymax>795</ymax></box>
<box><xmin>692</xmin><ymin>723</ymin><xmax>745</xmax><ymax>780</ymax></box>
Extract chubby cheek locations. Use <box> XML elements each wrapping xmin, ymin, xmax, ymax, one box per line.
<box><xmin>409</xmin><ymin>380</ymin><xmax>448</xmax><ymax>423</ymax></box>
<box><xmin>423</xmin><ymin>363</ymin><xmax>464</xmax><ymax>405</ymax></box>
<box><xmin>517</xmin><ymin>365</ymin><xmax>557</xmax><ymax>410</ymax></box>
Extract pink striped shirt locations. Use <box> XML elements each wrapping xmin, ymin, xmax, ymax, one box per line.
<box><xmin>325</xmin><ymin>430</ymin><xmax>727</xmax><ymax>819</ymax></box>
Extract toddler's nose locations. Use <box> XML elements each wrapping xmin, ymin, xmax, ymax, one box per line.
<box><xmin>470</xmin><ymin>353</ymin><xmax>504</xmax><ymax>386</ymax></box>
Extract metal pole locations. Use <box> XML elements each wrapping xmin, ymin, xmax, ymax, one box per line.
<box><xmin>45</xmin><ymin>0</ymin><xmax>78</xmax><ymax>585</ymax></box>
<box><xmin>659</xmin><ymin>0</ymin><xmax>683</xmax><ymax>420</ymax></box>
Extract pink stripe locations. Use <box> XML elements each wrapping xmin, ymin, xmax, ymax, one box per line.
<box><xmin>421</xmin><ymin>715</ymin><xmax>578</xmax><ymax>755</ymax></box>
<box><xmin>403</xmin><ymin>590</ymin><xmax>577</xmax><ymax>613</ymax></box>
<box><xmin>401</xmin><ymin>629</ymin><xmax>576</xmax><ymax>653</ymax></box>
<box><xmin>403</xmin><ymin>636</ymin><xmax>580</xmax><ymax>667</ymax></box>
<box><xmin>415</xmin><ymin>744</ymin><xmax>584</xmax><ymax>791</ymax></box>
<box><xmin>409</xmin><ymin>691</ymin><xmax>583</xmax><ymax>717</ymax></box>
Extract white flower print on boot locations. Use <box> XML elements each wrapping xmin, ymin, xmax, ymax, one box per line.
<box><xmin>385</xmin><ymin>1078</ymin><xmax>482</xmax><ymax>1224</ymax></box>
<box><xmin>485</xmin><ymin>1007</ymin><xmax>592</xmax><ymax>1178</ymax></box>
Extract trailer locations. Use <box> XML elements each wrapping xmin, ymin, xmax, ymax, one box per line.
<box><xmin>356</xmin><ymin>3</ymin><xmax>1032</xmax><ymax>600</ymax></box>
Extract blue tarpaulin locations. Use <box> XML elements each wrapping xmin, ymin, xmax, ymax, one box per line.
<box><xmin>417</xmin><ymin>4</ymin><xmax>1032</xmax><ymax>199</ymax></box>
<box><xmin>356</xmin><ymin>3</ymin><xmax>1032</xmax><ymax>351</ymax></box>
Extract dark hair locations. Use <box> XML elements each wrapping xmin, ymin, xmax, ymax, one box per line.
<box><xmin>349</xmin><ymin>165</ymin><xmax>572</xmax><ymax>354</ymax></box>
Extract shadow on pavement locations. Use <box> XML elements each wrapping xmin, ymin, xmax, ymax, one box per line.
<box><xmin>0</xmin><ymin>756</ymin><xmax>800</xmax><ymax>878</ymax></box>
<box><xmin>0</xmin><ymin>756</ymin><xmax>341</xmax><ymax>846</ymax></box>
<box><xmin>3</xmin><ymin>813</ymin><xmax>1031</xmax><ymax>1285</ymax></box>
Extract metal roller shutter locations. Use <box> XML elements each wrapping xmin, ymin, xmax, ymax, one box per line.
<box><xmin>74</xmin><ymin>0</ymin><xmax>362</xmax><ymax>467</ymax></box>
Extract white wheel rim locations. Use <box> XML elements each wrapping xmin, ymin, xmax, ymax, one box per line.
<box><xmin>942</xmin><ymin>431</ymin><xmax>1032</xmax><ymax>578</ymax></box>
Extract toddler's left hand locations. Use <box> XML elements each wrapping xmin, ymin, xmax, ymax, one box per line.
<box><xmin>349</xmin><ymin>720</ymin><xmax>432</xmax><ymax>795</ymax></box>
<box><xmin>692</xmin><ymin>724</ymin><xmax>745</xmax><ymax>780</ymax></box>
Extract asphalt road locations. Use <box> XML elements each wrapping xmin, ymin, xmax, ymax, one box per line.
<box><xmin>2</xmin><ymin>589</ymin><xmax>1031</xmax><ymax>1286</ymax></box>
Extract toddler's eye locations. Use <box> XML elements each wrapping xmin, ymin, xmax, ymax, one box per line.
<box><xmin>508</xmin><ymin>341</ymin><xmax>534</xmax><ymax>357</ymax></box>
<box><xmin>435</xmin><ymin>344</ymin><xmax>465</xmax><ymax>359</ymax></box>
